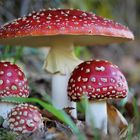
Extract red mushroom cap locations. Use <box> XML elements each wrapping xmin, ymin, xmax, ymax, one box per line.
<box><xmin>4</xmin><ymin>104</ymin><xmax>43</xmax><ymax>134</ymax></box>
<box><xmin>0</xmin><ymin>9</ymin><xmax>134</xmax><ymax>47</ymax></box>
<box><xmin>0</xmin><ymin>61</ymin><xmax>29</xmax><ymax>97</ymax></box>
<box><xmin>67</xmin><ymin>60</ymin><xmax>128</xmax><ymax>101</ymax></box>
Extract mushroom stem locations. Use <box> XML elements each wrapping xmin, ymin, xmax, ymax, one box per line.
<box><xmin>52</xmin><ymin>74</ymin><xmax>77</xmax><ymax>118</ymax></box>
<box><xmin>86</xmin><ymin>101</ymin><xmax>107</xmax><ymax>134</ymax></box>
<box><xmin>0</xmin><ymin>102</ymin><xmax>16</xmax><ymax>119</ymax></box>
<box><xmin>43</xmin><ymin>38</ymin><xmax>82</xmax><ymax>74</ymax></box>
<box><xmin>43</xmin><ymin>38</ymin><xmax>82</xmax><ymax>118</ymax></box>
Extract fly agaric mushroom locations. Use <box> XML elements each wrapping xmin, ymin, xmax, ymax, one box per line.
<box><xmin>0</xmin><ymin>61</ymin><xmax>29</xmax><ymax>119</ymax></box>
<box><xmin>0</xmin><ymin>9</ymin><xmax>134</xmax><ymax>118</ymax></box>
<box><xmin>3</xmin><ymin>104</ymin><xmax>43</xmax><ymax>134</ymax></box>
<box><xmin>67</xmin><ymin>59</ymin><xmax>128</xmax><ymax>134</ymax></box>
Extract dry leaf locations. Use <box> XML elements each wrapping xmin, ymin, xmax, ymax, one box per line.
<box><xmin>107</xmin><ymin>103</ymin><xmax>128</xmax><ymax>137</ymax></box>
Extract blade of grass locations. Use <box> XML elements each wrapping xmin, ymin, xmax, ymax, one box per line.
<box><xmin>1</xmin><ymin>97</ymin><xmax>86</xmax><ymax>140</ymax></box>
<box><xmin>2</xmin><ymin>45</ymin><xmax>11</xmax><ymax>60</ymax></box>
<box><xmin>30</xmin><ymin>84</ymin><xmax>52</xmax><ymax>104</ymax></box>
<box><xmin>13</xmin><ymin>47</ymin><xmax>24</xmax><ymax>63</ymax></box>
<box><xmin>132</xmin><ymin>97</ymin><xmax>139</xmax><ymax>119</ymax></box>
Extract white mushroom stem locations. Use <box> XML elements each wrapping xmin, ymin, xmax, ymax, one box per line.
<box><xmin>0</xmin><ymin>102</ymin><xmax>16</xmax><ymax>119</ymax></box>
<box><xmin>52</xmin><ymin>74</ymin><xmax>77</xmax><ymax>118</ymax></box>
<box><xmin>86</xmin><ymin>101</ymin><xmax>107</xmax><ymax>134</ymax></box>
<box><xmin>43</xmin><ymin>38</ymin><xmax>82</xmax><ymax>118</ymax></box>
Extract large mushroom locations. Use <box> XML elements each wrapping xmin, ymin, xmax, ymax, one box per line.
<box><xmin>67</xmin><ymin>59</ymin><xmax>128</xmax><ymax>134</ymax></box>
<box><xmin>0</xmin><ymin>61</ymin><xmax>29</xmax><ymax>119</ymax></box>
<box><xmin>0</xmin><ymin>9</ymin><xmax>134</xmax><ymax>117</ymax></box>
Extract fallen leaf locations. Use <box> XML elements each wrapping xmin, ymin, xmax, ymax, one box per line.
<box><xmin>107</xmin><ymin>103</ymin><xmax>128</xmax><ymax>137</ymax></box>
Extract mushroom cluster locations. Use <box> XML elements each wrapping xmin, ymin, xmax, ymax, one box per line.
<box><xmin>0</xmin><ymin>61</ymin><xmax>44</xmax><ymax>134</ymax></box>
<box><xmin>0</xmin><ymin>8</ymin><xmax>134</xmax><ymax>135</ymax></box>
<box><xmin>67</xmin><ymin>59</ymin><xmax>128</xmax><ymax>134</ymax></box>
<box><xmin>0</xmin><ymin>9</ymin><xmax>134</xmax><ymax>118</ymax></box>
<box><xmin>3</xmin><ymin>104</ymin><xmax>43</xmax><ymax>134</ymax></box>
<box><xmin>0</xmin><ymin>61</ymin><xmax>29</xmax><ymax>119</ymax></box>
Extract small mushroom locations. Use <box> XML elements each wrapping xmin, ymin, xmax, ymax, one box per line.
<box><xmin>0</xmin><ymin>61</ymin><xmax>29</xmax><ymax>119</ymax></box>
<box><xmin>3</xmin><ymin>104</ymin><xmax>43</xmax><ymax>134</ymax></box>
<box><xmin>67</xmin><ymin>59</ymin><xmax>128</xmax><ymax>134</ymax></box>
<box><xmin>0</xmin><ymin>9</ymin><xmax>134</xmax><ymax>118</ymax></box>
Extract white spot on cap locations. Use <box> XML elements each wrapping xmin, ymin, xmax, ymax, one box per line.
<box><xmin>11</xmin><ymin>85</ymin><xmax>17</xmax><ymax>90</ymax></box>
<box><xmin>101</xmin><ymin>78</ymin><xmax>107</xmax><ymax>82</ymax></box>
<box><xmin>23</xmin><ymin>111</ymin><xmax>28</xmax><ymax>116</ymax></box>
<box><xmin>16</xmin><ymin>116</ymin><xmax>20</xmax><ymax>120</ymax></box>
<box><xmin>112</xmin><ymin>90</ymin><xmax>116</xmax><ymax>93</ymax></box>
<box><xmin>82</xmin><ymin>13</ymin><xmax>87</xmax><ymax>16</ymax></box>
<box><xmin>95</xmin><ymin>66</ymin><xmax>105</xmax><ymax>71</ymax></box>
<box><xmin>9</xmin><ymin>118</ymin><xmax>15</xmax><ymax>122</ymax></box>
<box><xmin>110</xmin><ymin>78</ymin><xmax>116</xmax><ymax>83</ymax></box>
<box><xmin>109</xmin><ymin>86</ymin><xmax>113</xmax><ymax>89</ymax></box>
<box><xmin>86</xmin><ymin>61</ymin><xmax>91</xmax><ymax>64</ymax></box>
<box><xmin>118</xmin><ymin>82</ymin><xmax>123</xmax><ymax>87</ymax></box>
<box><xmin>88</xmin><ymin>85</ymin><xmax>92</xmax><ymax>89</ymax></box>
<box><xmin>0</xmin><ymin>71</ymin><xmax>4</xmax><ymax>75</ymax></box>
<box><xmin>72</xmin><ymin>84</ymin><xmax>75</xmax><ymax>87</ymax></box>
<box><xmin>14</xmin><ymin>121</ymin><xmax>19</xmax><ymax>126</ymax></box>
<box><xmin>18</xmin><ymin>71</ymin><xmax>22</xmax><ymax>76</ymax></box>
<box><xmin>92</xmin><ymin>88</ymin><xmax>95</xmax><ymax>92</ymax></box>
<box><xmin>77</xmin><ymin>76</ymin><xmax>81</xmax><ymax>82</ymax></box>
<box><xmin>19</xmin><ymin>119</ymin><xmax>25</xmax><ymax>124</ymax></box>
<box><xmin>0</xmin><ymin>80</ymin><xmax>3</xmax><ymax>85</ymax></box>
<box><xmin>7</xmin><ymin>72</ymin><xmax>12</xmax><ymax>77</ymax></box>
<box><xmin>107</xmin><ymin>92</ymin><xmax>110</xmax><ymax>95</ymax></box>
<box><xmin>79</xmin><ymin>87</ymin><xmax>82</xmax><ymax>92</ymax></box>
<box><xmin>12</xmin><ymin>111</ymin><xmax>18</xmax><ymax>116</ymax></box>
<box><xmin>70</xmin><ymin>78</ymin><xmax>73</xmax><ymax>83</ymax></box>
<box><xmin>98</xmin><ymin>82</ymin><xmax>102</xmax><ymax>86</ymax></box>
<box><xmin>72</xmin><ymin>96</ymin><xmax>77</xmax><ymax>100</ymax></box>
<box><xmin>85</xmin><ymin>69</ymin><xmax>90</xmax><ymax>73</ymax></box>
<box><xmin>82</xmin><ymin>78</ymin><xmax>88</xmax><ymax>82</ymax></box>
<box><xmin>96</xmin><ymin>88</ymin><xmax>101</xmax><ymax>92</ymax></box>
<box><xmin>4</xmin><ymin>64</ymin><xmax>8</xmax><ymax>67</ymax></box>
<box><xmin>6</xmin><ymin>80</ymin><xmax>10</xmax><ymax>84</ymax></box>
<box><xmin>103</xmin><ymin>87</ymin><xmax>107</xmax><ymax>91</ymax></box>
<box><xmin>91</xmin><ymin>77</ymin><xmax>96</xmax><ymax>82</ymax></box>
<box><xmin>82</xmin><ymin>85</ymin><xmax>86</xmax><ymax>89</ymax></box>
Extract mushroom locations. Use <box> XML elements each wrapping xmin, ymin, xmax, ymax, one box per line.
<box><xmin>0</xmin><ymin>9</ymin><xmax>134</xmax><ymax>118</ymax></box>
<box><xmin>3</xmin><ymin>104</ymin><xmax>43</xmax><ymax>134</ymax></box>
<box><xmin>0</xmin><ymin>61</ymin><xmax>29</xmax><ymax>119</ymax></box>
<box><xmin>67</xmin><ymin>59</ymin><xmax>128</xmax><ymax>134</ymax></box>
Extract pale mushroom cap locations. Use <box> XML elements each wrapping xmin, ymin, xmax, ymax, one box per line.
<box><xmin>68</xmin><ymin>60</ymin><xmax>128</xmax><ymax>101</ymax></box>
<box><xmin>0</xmin><ymin>9</ymin><xmax>134</xmax><ymax>47</ymax></box>
<box><xmin>0</xmin><ymin>61</ymin><xmax>29</xmax><ymax>98</ymax></box>
<box><xmin>4</xmin><ymin>104</ymin><xmax>43</xmax><ymax>134</ymax></box>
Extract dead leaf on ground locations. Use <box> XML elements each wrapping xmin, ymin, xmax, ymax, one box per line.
<box><xmin>107</xmin><ymin>103</ymin><xmax>128</xmax><ymax>138</ymax></box>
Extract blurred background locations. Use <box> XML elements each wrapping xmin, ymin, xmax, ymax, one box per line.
<box><xmin>0</xmin><ymin>0</ymin><xmax>140</xmax><ymax>113</ymax></box>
